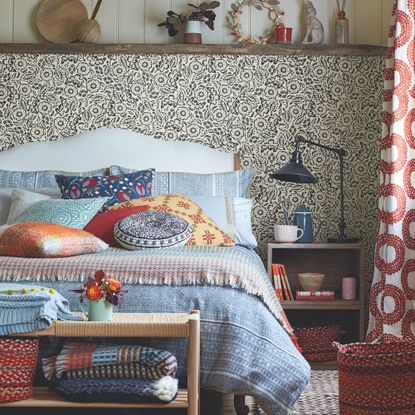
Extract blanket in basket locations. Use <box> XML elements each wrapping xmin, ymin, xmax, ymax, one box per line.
<box><xmin>42</xmin><ymin>342</ymin><xmax>177</xmax><ymax>380</ymax></box>
<box><xmin>55</xmin><ymin>376</ymin><xmax>178</xmax><ymax>403</ymax></box>
<box><xmin>0</xmin><ymin>246</ymin><xmax>293</xmax><ymax>335</ymax></box>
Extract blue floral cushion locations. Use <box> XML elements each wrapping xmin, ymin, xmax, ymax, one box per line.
<box><xmin>10</xmin><ymin>198</ymin><xmax>108</xmax><ymax>229</ymax></box>
<box><xmin>55</xmin><ymin>170</ymin><xmax>155</xmax><ymax>211</ymax></box>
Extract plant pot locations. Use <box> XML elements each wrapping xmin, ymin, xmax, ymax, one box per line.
<box><xmin>184</xmin><ymin>21</ymin><xmax>202</xmax><ymax>44</ymax></box>
<box><xmin>275</xmin><ymin>27</ymin><xmax>293</xmax><ymax>44</ymax></box>
<box><xmin>87</xmin><ymin>299</ymin><xmax>113</xmax><ymax>321</ymax></box>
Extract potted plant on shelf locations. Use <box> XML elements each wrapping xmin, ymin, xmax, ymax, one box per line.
<box><xmin>158</xmin><ymin>2</ymin><xmax>221</xmax><ymax>44</ymax></box>
<box><xmin>73</xmin><ymin>270</ymin><xmax>128</xmax><ymax>321</ymax></box>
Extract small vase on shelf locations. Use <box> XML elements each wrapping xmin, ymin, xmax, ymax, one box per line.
<box><xmin>335</xmin><ymin>10</ymin><xmax>349</xmax><ymax>44</ymax></box>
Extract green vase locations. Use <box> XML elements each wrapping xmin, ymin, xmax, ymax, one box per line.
<box><xmin>87</xmin><ymin>299</ymin><xmax>113</xmax><ymax>321</ymax></box>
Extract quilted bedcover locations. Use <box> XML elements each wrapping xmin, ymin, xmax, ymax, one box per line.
<box><xmin>0</xmin><ymin>246</ymin><xmax>310</xmax><ymax>414</ymax></box>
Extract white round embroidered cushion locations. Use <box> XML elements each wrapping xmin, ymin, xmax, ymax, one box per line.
<box><xmin>114</xmin><ymin>211</ymin><xmax>193</xmax><ymax>250</ymax></box>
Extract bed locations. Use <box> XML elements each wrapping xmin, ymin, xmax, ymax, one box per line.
<box><xmin>0</xmin><ymin>128</ymin><xmax>310</xmax><ymax>415</ymax></box>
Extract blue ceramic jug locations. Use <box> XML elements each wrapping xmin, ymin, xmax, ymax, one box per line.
<box><xmin>294</xmin><ymin>204</ymin><xmax>318</xmax><ymax>243</ymax></box>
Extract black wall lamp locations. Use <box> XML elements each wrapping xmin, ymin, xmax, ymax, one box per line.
<box><xmin>270</xmin><ymin>135</ymin><xmax>360</xmax><ymax>243</ymax></box>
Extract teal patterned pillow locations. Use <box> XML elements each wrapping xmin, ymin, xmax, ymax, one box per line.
<box><xmin>10</xmin><ymin>198</ymin><xmax>107</xmax><ymax>229</ymax></box>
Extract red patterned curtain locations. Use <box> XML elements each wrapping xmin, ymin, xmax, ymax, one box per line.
<box><xmin>367</xmin><ymin>0</ymin><xmax>415</xmax><ymax>342</ymax></box>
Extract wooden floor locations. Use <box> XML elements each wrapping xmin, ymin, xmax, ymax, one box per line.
<box><xmin>0</xmin><ymin>391</ymin><xmax>260</xmax><ymax>415</ymax></box>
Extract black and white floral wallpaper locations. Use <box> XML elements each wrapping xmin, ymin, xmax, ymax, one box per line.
<box><xmin>0</xmin><ymin>52</ymin><xmax>384</xmax><ymax>276</ymax></box>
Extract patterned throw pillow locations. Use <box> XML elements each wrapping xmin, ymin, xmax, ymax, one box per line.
<box><xmin>55</xmin><ymin>170</ymin><xmax>155</xmax><ymax>211</ymax></box>
<box><xmin>6</xmin><ymin>188</ymin><xmax>60</xmax><ymax>224</ymax></box>
<box><xmin>114</xmin><ymin>211</ymin><xmax>193</xmax><ymax>250</ymax></box>
<box><xmin>84</xmin><ymin>205</ymin><xmax>150</xmax><ymax>247</ymax></box>
<box><xmin>109</xmin><ymin>166</ymin><xmax>253</xmax><ymax>198</ymax></box>
<box><xmin>10</xmin><ymin>198</ymin><xmax>107</xmax><ymax>229</ymax></box>
<box><xmin>109</xmin><ymin>194</ymin><xmax>235</xmax><ymax>247</ymax></box>
<box><xmin>0</xmin><ymin>222</ymin><xmax>108</xmax><ymax>258</ymax></box>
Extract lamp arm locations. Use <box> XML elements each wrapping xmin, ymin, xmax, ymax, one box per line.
<box><xmin>295</xmin><ymin>135</ymin><xmax>347</xmax><ymax>240</ymax></box>
<box><xmin>295</xmin><ymin>135</ymin><xmax>347</xmax><ymax>157</ymax></box>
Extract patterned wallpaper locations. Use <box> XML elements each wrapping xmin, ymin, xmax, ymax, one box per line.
<box><xmin>0</xmin><ymin>52</ymin><xmax>384</xmax><ymax>277</ymax></box>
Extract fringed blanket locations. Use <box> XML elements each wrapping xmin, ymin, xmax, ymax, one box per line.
<box><xmin>42</xmin><ymin>342</ymin><xmax>177</xmax><ymax>380</ymax></box>
<box><xmin>0</xmin><ymin>246</ymin><xmax>293</xmax><ymax>335</ymax></box>
<box><xmin>55</xmin><ymin>376</ymin><xmax>178</xmax><ymax>403</ymax></box>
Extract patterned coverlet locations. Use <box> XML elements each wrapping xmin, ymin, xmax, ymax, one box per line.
<box><xmin>0</xmin><ymin>246</ymin><xmax>292</xmax><ymax>334</ymax></box>
<box><xmin>0</xmin><ymin>247</ymin><xmax>310</xmax><ymax>414</ymax></box>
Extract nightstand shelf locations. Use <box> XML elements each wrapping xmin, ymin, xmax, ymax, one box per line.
<box><xmin>281</xmin><ymin>300</ymin><xmax>363</xmax><ymax>310</ymax></box>
<box><xmin>268</xmin><ymin>242</ymin><xmax>366</xmax><ymax>369</ymax></box>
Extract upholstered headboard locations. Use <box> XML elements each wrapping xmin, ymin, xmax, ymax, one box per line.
<box><xmin>0</xmin><ymin>128</ymin><xmax>238</xmax><ymax>173</ymax></box>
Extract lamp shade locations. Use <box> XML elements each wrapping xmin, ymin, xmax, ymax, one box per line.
<box><xmin>270</xmin><ymin>160</ymin><xmax>318</xmax><ymax>184</ymax></box>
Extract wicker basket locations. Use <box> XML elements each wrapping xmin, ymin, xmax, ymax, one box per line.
<box><xmin>0</xmin><ymin>338</ymin><xmax>39</xmax><ymax>402</ymax></box>
<box><xmin>295</xmin><ymin>325</ymin><xmax>341</xmax><ymax>362</ymax></box>
<box><xmin>335</xmin><ymin>341</ymin><xmax>415</xmax><ymax>415</ymax></box>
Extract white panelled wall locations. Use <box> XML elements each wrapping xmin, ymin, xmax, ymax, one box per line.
<box><xmin>0</xmin><ymin>0</ymin><xmax>394</xmax><ymax>46</ymax></box>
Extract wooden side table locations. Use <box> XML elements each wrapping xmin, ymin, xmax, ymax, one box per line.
<box><xmin>2</xmin><ymin>310</ymin><xmax>201</xmax><ymax>415</ymax></box>
<box><xmin>268</xmin><ymin>242</ymin><xmax>366</xmax><ymax>370</ymax></box>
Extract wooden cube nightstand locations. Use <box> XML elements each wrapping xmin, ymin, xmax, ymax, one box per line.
<box><xmin>268</xmin><ymin>242</ymin><xmax>366</xmax><ymax>370</ymax></box>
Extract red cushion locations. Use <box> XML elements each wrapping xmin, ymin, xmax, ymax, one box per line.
<box><xmin>84</xmin><ymin>205</ymin><xmax>150</xmax><ymax>247</ymax></box>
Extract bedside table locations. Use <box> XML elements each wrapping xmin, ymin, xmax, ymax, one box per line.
<box><xmin>267</xmin><ymin>242</ymin><xmax>365</xmax><ymax>370</ymax></box>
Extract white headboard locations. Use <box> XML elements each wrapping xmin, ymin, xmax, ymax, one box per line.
<box><xmin>0</xmin><ymin>128</ymin><xmax>237</xmax><ymax>173</ymax></box>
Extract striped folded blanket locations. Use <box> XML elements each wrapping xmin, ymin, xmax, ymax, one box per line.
<box><xmin>55</xmin><ymin>376</ymin><xmax>178</xmax><ymax>403</ymax></box>
<box><xmin>42</xmin><ymin>342</ymin><xmax>177</xmax><ymax>380</ymax></box>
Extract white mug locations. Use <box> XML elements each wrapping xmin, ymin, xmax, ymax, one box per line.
<box><xmin>274</xmin><ymin>225</ymin><xmax>304</xmax><ymax>243</ymax></box>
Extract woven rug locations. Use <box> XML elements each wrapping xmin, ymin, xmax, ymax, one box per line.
<box><xmin>291</xmin><ymin>370</ymin><xmax>339</xmax><ymax>415</ymax></box>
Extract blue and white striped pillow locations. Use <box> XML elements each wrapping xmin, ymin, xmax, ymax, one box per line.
<box><xmin>110</xmin><ymin>166</ymin><xmax>253</xmax><ymax>198</ymax></box>
<box><xmin>0</xmin><ymin>168</ymin><xmax>108</xmax><ymax>189</ymax></box>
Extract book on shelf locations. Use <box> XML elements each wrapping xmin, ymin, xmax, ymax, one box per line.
<box><xmin>272</xmin><ymin>263</ymin><xmax>283</xmax><ymax>300</ymax></box>
<box><xmin>272</xmin><ymin>263</ymin><xmax>294</xmax><ymax>301</ymax></box>
<box><xmin>295</xmin><ymin>291</ymin><xmax>336</xmax><ymax>301</ymax></box>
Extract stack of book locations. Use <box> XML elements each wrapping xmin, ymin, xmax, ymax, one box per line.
<box><xmin>272</xmin><ymin>264</ymin><xmax>294</xmax><ymax>301</ymax></box>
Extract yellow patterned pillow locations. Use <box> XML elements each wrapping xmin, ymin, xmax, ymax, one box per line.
<box><xmin>109</xmin><ymin>194</ymin><xmax>235</xmax><ymax>247</ymax></box>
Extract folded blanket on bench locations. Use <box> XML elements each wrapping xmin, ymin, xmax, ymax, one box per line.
<box><xmin>55</xmin><ymin>376</ymin><xmax>179</xmax><ymax>403</ymax></box>
<box><xmin>0</xmin><ymin>283</ymin><xmax>82</xmax><ymax>335</ymax></box>
<box><xmin>43</xmin><ymin>342</ymin><xmax>178</xmax><ymax>380</ymax></box>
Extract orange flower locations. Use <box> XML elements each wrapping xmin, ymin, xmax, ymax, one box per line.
<box><xmin>106</xmin><ymin>279</ymin><xmax>121</xmax><ymax>293</ymax></box>
<box><xmin>86</xmin><ymin>285</ymin><xmax>102</xmax><ymax>301</ymax></box>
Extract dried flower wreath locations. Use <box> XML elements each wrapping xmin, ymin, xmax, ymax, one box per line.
<box><xmin>227</xmin><ymin>0</ymin><xmax>284</xmax><ymax>45</ymax></box>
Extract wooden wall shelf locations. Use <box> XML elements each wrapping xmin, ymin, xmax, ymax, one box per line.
<box><xmin>0</xmin><ymin>43</ymin><xmax>387</xmax><ymax>56</ymax></box>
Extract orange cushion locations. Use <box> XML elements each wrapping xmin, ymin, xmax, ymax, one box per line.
<box><xmin>109</xmin><ymin>194</ymin><xmax>235</xmax><ymax>247</ymax></box>
<box><xmin>0</xmin><ymin>222</ymin><xmax>108</xmax><ymax>258</ymax></box>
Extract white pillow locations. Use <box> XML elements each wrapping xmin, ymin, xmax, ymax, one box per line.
<box><xmin>1</xmin><ymin>188</ymin><xmax>61</xmax><ymax>225</ymax></box>
<box><xmin>190</xmin><ymin>196</ymin><xmax>257</xmax><ymax>249</ymax></box>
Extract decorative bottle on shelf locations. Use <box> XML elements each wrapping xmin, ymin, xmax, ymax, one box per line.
<box><xmin>335</xmin><ymin>10</ymin><xmax>349</xmax><ymax>44</ymax></box>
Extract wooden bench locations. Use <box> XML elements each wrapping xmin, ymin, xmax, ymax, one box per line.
<box><xmin>1</xmin><ymin>310</ymin><xmax>200</xmax><ymax>415</ymax></box>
